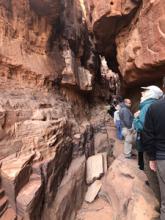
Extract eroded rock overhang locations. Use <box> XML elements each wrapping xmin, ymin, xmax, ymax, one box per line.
<box><xmin>83</xmin><ymin>0</ymin><xmax>165</xmax><ymax>87</ymax></box>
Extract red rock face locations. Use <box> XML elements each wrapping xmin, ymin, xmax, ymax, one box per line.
<box><xmin>85</xmin><ymin>0</ymin><xmax>165</xmax><ymax>86</ymax></box>
<box><xmin>0</xmin><ymin>1</ymin><xmax>97</xmax><ymax>219</ymax></box>
<box><xmin>101</xmin><ymin>155</ymin><xmax>159</xmax><ymax>220</ymax></box>
<box><xmin>29</xmin><ymin>0</ymin><xmax>61</xmax><ymax>19</ymax></box>
<box><xmin>0</xmin><ymin>0</ymin><xmax>163</xmax><ymax>219</ymax></box>
<box><xmin>117</xmin><ymin>0</ymin><xmax>165</xmax><ymax>85</ymax></box>
<box><xmin>84</xmin><ymin>0</ymin><xmax>141</xmax><ymax>56</ymax></box>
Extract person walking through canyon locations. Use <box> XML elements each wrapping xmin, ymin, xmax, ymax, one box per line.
<box><xmin>114</xmin><ymin>104</ymin><xmax>123</xmax><ymax>140</ymax></box>
<box><xmin>142</xmin><ymin>84</ymin><xmax>165</xmax><ymax>219</ymax></box>
<box><xmin>119</xmin><ymin>98</ymin><xmax>135</xmax><ymax>158</ymax></box>
<box><xmin>133</xmin><ymin>85</ymin><xmax>163</xmax><ymax>170</ymax></box>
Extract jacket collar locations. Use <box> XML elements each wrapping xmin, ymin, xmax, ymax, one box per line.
<box><xmin>140</xmin><ymin>98</ymin><xmax>156</xmax><ymax>108</ymax></box>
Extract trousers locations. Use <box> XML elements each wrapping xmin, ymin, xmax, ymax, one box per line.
<box><xmin>157</xmin><ymin>160</ymin><xmax>165</xmax><ymax>220</ymax></box>
<box><xmin>122</xmin><ymin>127</ymin><xmax>135</xmax><ymax>157</ymax></box>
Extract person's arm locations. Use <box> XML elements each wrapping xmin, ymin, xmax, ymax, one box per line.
<box><xmin>133</xmin><ymin>105</ymin><xmax>149</xmax><ymax>131</ymax></box>
<box><xmin>114</xmin><ymin>111</ymin><xmax>117</xmax><ymax>124</ymax></box>
<box><xmin>133</xmin><ymin>116</ymin><xmax>143</xmax><ymax>131</ymax></box>
<box><xmin>142</xmin><ymin>107</ymin><xmax>156</xmax><ymax>160</ymax></box>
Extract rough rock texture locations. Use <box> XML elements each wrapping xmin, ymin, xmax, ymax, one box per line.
<box><xmin>0</xmin><ymin>0</ymin><xmax>163</xmax><ymax>219</ymax></box>
<box><xmin>1</xmin><ymin>153</ymin><xmax>35</xmax><ymax>208</ymax></box>
<box><xmin>100</xmin><ymin>155</ymin><xmax>160</xmax><ymax>220</ymax></box>
<box><xmin>42</xmin><ymin>156</ymin><xmax>86</xmax><ymax>220</ymax></box>
<box><xmin>16</xmin><ymin>174</ymin><xmax>43</xmax><ymax>219</ymax></box>
<box><xmin>116</xmin><ymin>0</ymin><xmax>165</xmax><ymax>85</ymax></box>
<box><xmin>0</xmin><ymin>0</ymin><xmax>99</xmax><ymax>219</ymax></box>
<box><xmin>90</xmin><ymin>104</ymin><xmax>115</xmax><ymax>156</ymax></box>
<box><xmin>84</xmin><ymin>0</ymin><xmax>141</xmax><ymax>57</ymax></box>
<box><xmin>85</xmin><ymin>180</ymin><xmax>102</xmax><ymax>203</ymax></box>
<box><xmin>84</xmin><ymin>0</ymin><xmax>165</xmax><ymax>87</ymax></box>
<box><xmin>76</xmin><ymin>198</ymin><xmax>113</xmax><ymax>220</ymax></box>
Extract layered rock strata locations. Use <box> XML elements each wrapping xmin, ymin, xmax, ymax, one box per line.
<box><xmin>0</xmin><ymin>0</ymin><xmax>99</xmax><ymax>219</ymax></box>
<box><xmin>0</xmin><ymin>0</ymin><xmax>163</xmax><ymax>219</ymax></box>
<box><xmin>117</xmin><ymin>0</ymin><xmax>165</xmax><ymax>85</ymax></box>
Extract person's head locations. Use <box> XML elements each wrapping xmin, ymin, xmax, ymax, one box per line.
<box><xmin>124</xmin><ymin>99</ymin><xmax>132</xmax><ymax>108</ymax></box>
<box><xmin>141</xmin><ymin>85</ymin><xmax>163</xmax><ymax>102</ymax></box>
<box><xmin>117</xmin><ymin>95</ymin><xmax>123</xmax><ymax>103</ymax></box>
<box><xmin>115</xmin><ymin>104</ymin><xmax>120</xmax><ymax>111</ymax></box>
<box><xmin>113</xmin><ymin>99</ymin><xmax>118</xmax><ymax>106</ymax></box>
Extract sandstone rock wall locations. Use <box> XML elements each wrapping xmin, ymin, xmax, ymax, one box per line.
<box><xmin>0</xmin><ymin>0</ymin><xmax>98</xmax><ymax>219</ymax></box>
<box><xmin>84</xmin><ymin>0</ymin><xmax>141</xmax><ymax>57</ymax></box>
<box><xmin>85</xmin><ymin>0</ymin><xmax>165</xmax><ymax>88</ymax></box>
<box><xmin>0</xmin><ymin>0</ymin><xmax>164</xmax><ymax>219</ymax></box>
<box><xmin>117</xmin><ymin>0</ymin><xmax>165</xmax><ymax>86</ymax></box>
<box><xmin>101</xmin><ymin>155</ymin><xmax>159</xmax><ymax>220</ymax></box>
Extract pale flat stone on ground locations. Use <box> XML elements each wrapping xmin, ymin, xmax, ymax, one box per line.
<box><xmin>86</xmin><ymin>154</ymin><xmax>104</xmax><ymax>184</ymax></box>
<box><xmin>85</xmin><ymin>180</ymin><xmax>102</xmax><ymax>203</ymax></box>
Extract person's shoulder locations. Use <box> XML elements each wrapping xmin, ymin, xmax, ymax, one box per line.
<box><xmin>151</xmin><ymin>98</ymin><xmax>165</xmax><ymax>106</ymax></box>
<box><xmin>149</xmin><ymin>98</ymin><xmax>165</xmax><ymax>111</ymax></box>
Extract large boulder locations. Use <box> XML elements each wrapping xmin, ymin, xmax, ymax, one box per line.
<box><xmin>100</xmin><ymin>155</ymin><xmax>160</xmax><ymax>220</ymax></box>
<box><xmin>76</xmin><ymin>198</ymin><xmax>113</xmax><ymax>220</ymax></box>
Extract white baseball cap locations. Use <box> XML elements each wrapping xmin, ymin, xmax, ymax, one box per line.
<box><xmin>141</xmin><ymin>85</ymin><xmax>163</xmax><ymax>99</ymax></box>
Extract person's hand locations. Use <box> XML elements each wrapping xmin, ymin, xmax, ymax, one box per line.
<box><xmin>134</xmin><ymin>111</ymin><xmax>140</xmax><ymax>118</ymax></box>
<box><xmin>149</xmin><ymin>160</ymin><xmax>157</xmax><ymax>172</ymax></box>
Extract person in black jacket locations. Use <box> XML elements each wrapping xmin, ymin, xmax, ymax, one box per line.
<box><xmin>143</xmin><ymin>96</ymin><xmax>165</xmax><ymax>220</ymax></box>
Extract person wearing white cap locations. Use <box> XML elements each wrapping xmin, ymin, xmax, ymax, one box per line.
<box><xmin>133</xmin><ymin>85</ymin><xmax>163</xmax><ymax>169</ymax></box>
<box><xmin>142</xmin><ymin>82</ymin><xmax>165</xmax><ymax>219</ymax></box>
<box><xmin>141</xmin><ymin>85</ymin><xmax>163</xmax><ymax>101</ymax></box>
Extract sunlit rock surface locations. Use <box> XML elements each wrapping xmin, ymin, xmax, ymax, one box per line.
<box><xmin>0</xmin><ymin>0</ymin><xmax>163</xmax><ymax>219</ymax></box>
<box><xmin>117</xmin><ymin>0</ymin><xmax>165</xmax><ymax>85</ymax></box>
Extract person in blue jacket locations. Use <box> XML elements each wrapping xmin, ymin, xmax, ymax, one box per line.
<box><xmin>133</xmin><ymin>85</ymin><xmax>163</xmax><ymax>170</ymax></box>
<box><xmin>114</xmin><ymin>104</ymin><xmax>123</xmax><ymax>140</ymax></box>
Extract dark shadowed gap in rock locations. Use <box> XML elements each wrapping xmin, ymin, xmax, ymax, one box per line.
<box><xmin>93</xmin><ymin>8</ymin><xmax>141</xmax><ymax>56</ymax></box>
<box><xmin>47</xmin><ymin>16</ymin><xmax>64</xmax><ymax>51</ymax></box>
<box><xmin>105</xmin><ymin>43</ymin><xmax>120</xmax><ymax>74</ymax></box>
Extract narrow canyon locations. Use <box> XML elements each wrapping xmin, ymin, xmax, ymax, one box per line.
<box><xmin>0</xmin><ymin>0</ymin><xmax>164</xmax><ymax>219</ymax></box>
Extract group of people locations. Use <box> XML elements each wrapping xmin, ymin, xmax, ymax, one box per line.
<box><xmin>109</xmin><ymin>81</ymin><xmax>165</xmax><ymax>220</ymax></box>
